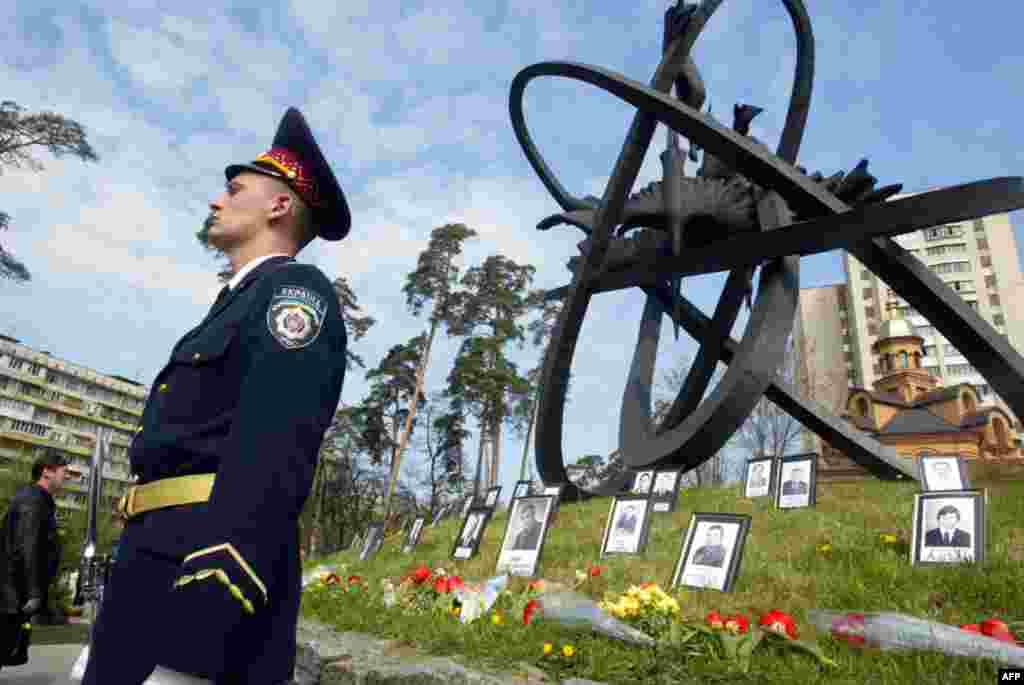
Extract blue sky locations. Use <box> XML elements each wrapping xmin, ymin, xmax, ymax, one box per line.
<box><xmin>1</xmin><ymin>0</ymin><xmax>1023</xmax><ymax>501</ymax></box>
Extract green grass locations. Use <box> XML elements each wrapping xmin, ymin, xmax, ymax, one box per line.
<box><xmin>301</xmin><ymin>474</ymin><xmax>1024</xmax><ymax>684</ymax></box>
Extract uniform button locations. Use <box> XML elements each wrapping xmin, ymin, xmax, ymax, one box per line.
<box><xmin>158</xmin><ymin>384</ymin><xmax>168</xmax><ymax>392</ymax></box>
<box><xmin>193</xmin><ymin>353</ymin><xmax>201</xmax><ymax>361</ymax></box>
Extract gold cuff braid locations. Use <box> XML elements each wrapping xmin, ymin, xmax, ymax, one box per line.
<box><xmin>173</xmin><ymin>568</ymin><xmax>256</xmax><ymax>615</ymax></box>
<box><xmin>183</xmin><ymin>542</ymin><xmax>268</xmax><ymax>603</ymax></box>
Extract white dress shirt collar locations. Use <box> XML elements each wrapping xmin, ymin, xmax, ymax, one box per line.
<box><xmin>228</xmin><ymin>253</ymin><xmax>291</xmax><ymax>290</ymax></box>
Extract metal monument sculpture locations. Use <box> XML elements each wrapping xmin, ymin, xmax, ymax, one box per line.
<box><xmin>512</xmin><ymin>0</ymin><xmax>1024</xmax><ymax>498</ymax></box>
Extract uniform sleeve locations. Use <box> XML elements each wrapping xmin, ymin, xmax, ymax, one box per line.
<box><xmin>172</xmin><ymin>265</ymin><xmax>346</xmax><ymax>618</ymax></box>
<box><xmin>14</xmin><ymin>501</ymin><xmax>46</xmax><ymax>601</ymax></box>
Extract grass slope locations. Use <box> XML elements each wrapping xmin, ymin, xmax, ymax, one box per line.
<box><xmin>302</xmin><ymin>474</ymin><xmax>1024</xmax><ymax>684</ymax></box>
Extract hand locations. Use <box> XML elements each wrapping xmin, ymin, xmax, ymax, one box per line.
<box><xmin>21</xmin><ymin>597</ymin><xmax>42</xmax><ymax>615</ymax></box>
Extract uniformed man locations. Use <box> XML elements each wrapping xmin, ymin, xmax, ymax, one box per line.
<box><xmin>82</xmin><ymin>108</ymin><xmax>350</xmax><ymax>684</ymax></box>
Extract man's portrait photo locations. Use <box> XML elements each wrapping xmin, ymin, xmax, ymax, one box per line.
<box><xmin>921</xmin><ymin>456</ymin><xmax>967</xmax><ymax>492</ymax></box>
<box><xmin>776</xmin><ymin>457</ymin><xmax>816</xmax><ymax>509</ymax></box>
<box><xmin>402</xmin><ymin>516</ymin><xmax>425</xmax><ymax>553</ymax></box>
<box><xmin>602</xmin><ymin>498</ymin><xmax>650</xmax><ymax>555</ymax></box>
<box><xmin>672</xmin><ymin>514</ymin><xmax>750</xmax><ymax>592</ymax></box>
<box><xmin>496</xmin><ymin>496</ymin><xmax>554</xmax><ymax>576</ymax></box>
<box><xmin>484</xmin><ymin>486</ymin><xmax>502</xmax><ymax>508</ymax></box>
<box><xmin>913</xmin><ymin>492</ymin><xmax>984</xmax><ymax>565</ymax></box>
<box><xmin>632</xmin><ymin>470</ymin><xmax>654</xmax><ymax>495</ymax></box>
<box><xmin>359</xmin><ymin>522</ymin><xmax>385</xmax><ymax>561</ymax></box>
<box><xmin>690</xmin><ymin>524</ymin><xmax>728</xmax><ymax>568</ymax></box>
<box><xmin>652</xmin><ymin>470</ymin><xmax>679</xmax><ymax>496</ymax></box>
<box><xmin>460</xmin><ymin>512</ymin><xmax>484</xmax><ymax>547</ymax></box>
<box><xmin>744</xmin><ymin>460</ymin><xmax>772</xmax><ymax>498</ymax></box>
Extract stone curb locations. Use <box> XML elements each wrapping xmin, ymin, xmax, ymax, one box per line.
<box><xmin>294</xmin><ymin>619</ymin><xmax>608</xmax><ymax>685</ymax></box>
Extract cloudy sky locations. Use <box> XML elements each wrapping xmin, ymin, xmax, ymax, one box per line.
<box><xmin>1</xmin><ymin>0</ymin><xmax>1022</xmax><ymax>499</ymax></box>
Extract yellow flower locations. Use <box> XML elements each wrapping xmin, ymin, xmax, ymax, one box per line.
<box><xmin>575</xmin><ymin>570</ymin><xmax>587</xmax><ymax>584</ymax></box>
<box><xmin>880</xmin><ymin>533</ymin><xmax>897</xmax><ymax>544</ymax></box>
<box><xmin>491</xmin><ymin>612</ymin><xmax>503</xmax><ymax>625</ymax></box>
<box><xmin>816</xmin><ymin>543</ymin><xmax>832</xmax><ymax>553</ymax></box>
<box><xmin>562</xmin><ymin>644</ymin><xmax>576</xmax><ymax>658</ymax></box>
<box><xmin>543</xmin><ymin>642</ymin><xmax>554</xmax><ymax>655</ymax></box>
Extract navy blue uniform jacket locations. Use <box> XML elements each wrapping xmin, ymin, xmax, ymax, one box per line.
<box><xmin>83</xmin><ymin>255</ymin><xmax>346</xmax><ymax>684</ymax></box>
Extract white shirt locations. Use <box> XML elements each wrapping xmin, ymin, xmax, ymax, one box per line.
<box><xmin>228</xmin><ymin>253</ymin><xmax>291</xmax><ymax>290</ymax></box>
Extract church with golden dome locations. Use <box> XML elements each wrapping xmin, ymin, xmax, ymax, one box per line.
<box><xmin>817</xmin><ymin>302</ymin><xmax>1022</xmax><ymax>479</ymax></box>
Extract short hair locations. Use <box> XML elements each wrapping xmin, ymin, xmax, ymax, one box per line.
<box><xmin>284</xmin><ymin>186</ymin><xmax>316</xmax><ymax>251</ymax></box>
<box><xmin>708</xmin><ymin>524</ymin><xmax>725</xmax><ymax>536</ymax></box>
<box><xmin>32</xmin><ymin>449</ymin><xmax>68</xmax><ymax>481</ymax></box>
<box><xmin>519</xmin><ymin>501</ymin><xmax>535</xmax><ymax>514</ymax></box>
<box><xmin>936</xmin><ymin>504</ymin><xmax>961</xmax><ymax>520</ymax></box>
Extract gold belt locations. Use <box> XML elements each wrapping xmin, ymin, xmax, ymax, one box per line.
<box><xmin>117</xmin><ymin>473</ymin><xmax>216</xmax><ymax>520</ymax></box>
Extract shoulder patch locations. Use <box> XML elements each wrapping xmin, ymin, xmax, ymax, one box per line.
<box><xmin>266</xmin><ymin>285</ymin><xmax>327</xmax><ymax>349</ymax></box>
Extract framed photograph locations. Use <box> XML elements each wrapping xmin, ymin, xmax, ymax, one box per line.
<box><xmin>650</xmin><ymin>469</ymin><xmax>682</xmax><ymax>512</ymax></box>
<box><xmin>742</xmin><ymin>458</ymin><xmax>775</xmax><ymax>499</ymax></box>
<box><xmin>430</xmin><ymin>502</ymin><xmax>452</xmax><ymax>527</ymax></box>
<box><xmin>918</xmin><ymin>455</ymin><xmax>971</xmax><ymax>492</ymax></box>
<box><xmin>911</xmin><ymin>490</ymin><xmax>985</xmax><ymax>565</ymax></box>
<box><xmin>359</xmin><ymin>521</ymin><xmax>385</xmax><ymax>561</ymax></box>
<box><xmin>460</xmin><ymin>494</ymin><xmax>475</xmax><ymax>520</ymax></box>
<box><xmin>775</xmin><ymin>455</ymin><xmax>816</xmax><ymax>509</ymax></box>
<box><xmin>631</xmin><ymin>470</ymin><xmax>655</xmax><ymax>495</ymax></box>
<box><xmin>600</xmin><ymin>496</ymin><xmax>652</xmax><ymax>557</ymax></box>
<box><xmin>483</xmin><ymin>486</ymin><xmax>502</xmax><ymax>509</ymax></box>
<box><xmin>452</xmin><ymin>507</ymin><xmax>491</xmax><ymax>560</ymax></box>
<box><xmin>402</xmin><ymin>516</ymin><xmax>426</xmax><ymax>553</ymax></box>
<box><xmin>495</xmin><ymin>496</ymin><xmax>555</xmax><ymax>577</ymax></box>
<box><xmin>511</xmin><ymin>480</ymin><xmax>532</xmax><ymax>500</ymax></box>
<box><xmin>542</xmin><ymin>483</ymin><xmax>565</xmax><ymax>512</ymax></box>
<box><xmin>671</xmin><ymin>513</ymin><xmax>751</xmax><ymax>592</ymax></box>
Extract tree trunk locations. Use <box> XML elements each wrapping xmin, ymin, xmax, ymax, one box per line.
<box><xmin>518</xmin><ymin>398</ymin><xmax>540</xmax><ymax>481</ymax></box>
<box><xmin>473</xmin><ymin>432</ymin><xmax>487</xmax><ymax>500</ymax></box>
<box><xmin>490</xmin><ymin>414</ymin><xmax>502</xmax><ymax>490</ymax></box>
<box><xmin>382</xmin><ymin>320</ymin><xmax>438</xmax><ymax>518</ymax></box>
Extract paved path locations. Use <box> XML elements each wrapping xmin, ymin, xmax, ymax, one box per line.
<box><xmin>0</xmin><ymin>643</ymin><xmax>84</xmax><ymax>684</ymax></box>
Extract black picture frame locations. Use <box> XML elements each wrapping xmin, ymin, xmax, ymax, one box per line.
<box><xmin>483</xmin><ymin>486</ymin><xmax>503</xmax><ymax>509</ymax></box>
<box><xmin>671</xmin><ymin>512</ymin><xmax>751</xmax><ymax>592</ymax></box>
<box><xmin>650</xmin><ymin>469</ymin><xmax>682</xmax><ymax>513</ymax></box>
<box><xmin>917</xmin><ymin>455</ymin><xmax>972</xmax><ymax>493</ymax></box>
<box><xmin>600</xmin><ymin>495</ymin><xmax>652</xmax><ymax>557</ymax></box>
<box><xmin>511</xmin><ymin>480</ymin><xmax>532</xmax><ymax>500</ymax></box>
<box><xmin>541</xmin><ymin>483</ymin><xmax>565</xmax><ymax>512</ymax></box>
<box><xmin>630</xmin><ymin>469</ymin><xmax>655</xmax><ymax>495</ymax></box>
<box><xmin>742</xmin><ymin>457</ymin><xmax>776</xmax><ymax>499</ymax></box>
<box><xmin>430</xmin><ymin>502</ymin><xmax>452</xmax><ymax>527</ymax></box>
<box><xmin>402</xmin><ymin>516</ymin><xmax>426</xmax><ymax>553</ymax></box>
<box><xmin>911</xmin><ymin>490</ymin><xmax>986</xmax><ymax>566</ymax></box>
<box><xmin>495</xmin><ymin>495</ymin><xmax>555</xmax><ymax>577</ymax></box>
<box><xmin>359</xmin><ymin>521</ymin><xmax>385</xmax><ymax>561</ymax></box>
<box><xmin>775</xmin><ymin>454</ymin><xmax>817</xmax><ymax>509</ymax></box>
<box><xmin>452</xmin><ymin>507</ymin><xmax>491</xmax><ymax>560</ymax></box>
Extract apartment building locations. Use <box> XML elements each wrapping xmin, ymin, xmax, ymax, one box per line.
<box><xmin>0</xmin><ymin>334</ymin><xmax>147</xmax><ymax>520</ymax></box>
<box><xmin>796</xmin><ymin>204</ymin><xmax>1024</xmax><ymax>450</ymax></box>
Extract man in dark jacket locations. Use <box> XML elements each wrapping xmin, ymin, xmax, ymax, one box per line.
<box><xmin>0</xmin><ymin>450</ymin><xmax>68</xmax><ymax>669</ymax></box>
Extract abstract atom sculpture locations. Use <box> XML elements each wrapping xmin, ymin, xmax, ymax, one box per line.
<box><xmin>511</xmin><ymin>0</ymin><xmax>1024</xmax><ymax>499</ymax></box>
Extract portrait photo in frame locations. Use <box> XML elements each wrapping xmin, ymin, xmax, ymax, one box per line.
<box><xmin>650</xmin><ymin>469</ymin><xmax>682</xmax><ymax>512</ymax></box>
<box><xmin>775</xmin><ymin>454</ymin><xmax>817</xmax><ymax>509</ymax></box>
<box><xmin>359</xmin><ymin>521</ymin><xmax>386</xmax><ymax>561</ymax></box>
<box><xmin>484</xmin><ymin>485</ymin><xmax>503</xmax><ymax>509</ymax></box>
<box><xmin>460</xmin><ymin>494</ymin><xmax>475</xmax><ymax>520</ymax></box>
<box><xmin>742</xmin><ymin>458</ymin><xmax>775</xmax><ymax>499</ymax></box>
<box><xmin>402</xmin><ymin>516</ymin><xmax>426</xmax><ymax>553</ymax></box>
<box><xmin>917</xmin><ymin>455</ymin><xmax>971</xmax><ymax>493</ymax></box>
<box><xmin>511</xmin><ymin>480</ymin><xmax>532</xmax><ymax>499</ymax></box>
<box><xmin>600</xmin><ymin>495</ymin><xmax>652</xmax><ymax>557</ymax></box>
<box><xmin>671</xmin><ymin>513</ymin><xmax>751</xmax><ymax>592</ymax></box>
<box><xmin>452</xmin><ymin>507</ymin><xmax>491</xmax><ymax>560</ymax></box>
<box><xmin>430</xmin><ymin>502</ymin><xmax>453</xmax><ymax>527</ymax></box>
<box><xmin>495</xmin><ymin>496</ymin><xmax>555</xmax><ymax>577</ymax></box>
<box><xmin>911</xmin><ymin>490</ymin><xmax>986</xmax><ymax>566</ymax></box>
<box><xmin>542</xmin><ymin>483</ymin><xmax>564</xmax><ymax>512</ymax></box>
<box><xmin>631</xmin><ymin>470</ymin><xmax>655</xmax><ymax>495</ymax></box>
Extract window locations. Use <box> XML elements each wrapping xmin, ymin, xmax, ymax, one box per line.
<box><xmin>925</xmin><ymin>243</ymin><xmax>967</xmax><ymax>257</ymax></box>
<box><xmin>994</xmin><ymin>314</ymin><xmax>1005</xmax><ymax>326</ymax></box>
<box><xmin>923</xmin><ymin>365</ymin><xmax>939</xmax><ymax>375</ymax></box>
<box><xmin>914</xmin><ymin>325</ymin><xmax>935</xmax><ymax>337</ymax></box>
<box><xmin>973</xmin><ymin>219</ymin><xmax>986</xmax><ymax>233</ymax></box>
<box><xmin>932</xmin><ymin>261</ymin><xmax>972</xmax><ymax>275</ymax></box>
<box><xmin>946</xmin><ymin>363</ymin><xmax>974</xmax><ymax>377</ymax></box>
<box><xmin>980</xmin><ymin>255</ymin><xmax>992</xmax><ymax>268</ymax></box>
<box><xmin>977</xmin><ymin>238</ymin><xmax>989</xmax><ymax>251</ymax></box>
<box><xmin>923</xmin><ymin>345</ymin><xmax>936</xmax><ymax>358</ymax></box>
<box><xmin>8</xmin><ymin>357</ymin><xmax>24</xmax><ymax>371</ymax></box>
<box><xmin>924</xmin><ymin>225</ymin><xmax>964</xmax><ymax>241</ymax></box>
<box><xmin>990</xmin><ymin>294</ymin><xmax>1000</xmax><ymax>307</ymax></box>
<box><xmin>985</xmin><ymin>274</ymin><xmax>997</xmax><ymax>288</ymax></box>
<box><xmin>862</xmin><ymin>287</ymin><xmax>874</xmax><ymax>300</ymax></box>
<box><xmin>861</xmin><ymin>269</ymin><xmax>871</xmax><ymax>281</ymax></box>
<box><xmin>966</xmin><ymin>300</ymin><xmax>979</xmax><ymax>311</ymax></box>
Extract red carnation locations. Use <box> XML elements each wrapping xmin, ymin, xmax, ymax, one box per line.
<box><xmin>589</xmin><ymin>564</ymin><xmax>604</xmax><ymax>577</ymax></box>
<box><xmin>724</xmin><ymin>614</ymin><xmax>750</xmax><ymax>634</ymax></box>
<box><xmin>412</xmin><ymin>564</ymin><xmax>432</xmax><ymax>584</ymax></box>
<box><xmin>523</xmin><ymin>599</ymin><xmax>542</xmax><ymax>625</ymax></box>
<box><xmin>323</xmin><ymin>573</ymin><xmax>341</xmax><ymax>585</ymax></box>
<box><xmin>433</xmin><ymin>576</ymin><xmax>450</xmax><ymax>594</ymax></box>
<box><xmin>446</xmin><ymin>575</ymin><xmax>464</xmax><ymax>593</ymax></box>
<box><xmin>706</xmin><ymin>610</ymin><xmax>724</xmax><ymax>629</ymax></box>
<box><xmin>346</xmin><ymin>575</ymin><xmax>361</xmax><ymax>584</ymax></box>
<box><xmin>758</xmin><ymin>610</ymin><xmax>798</xmax><ymax>639</ymax></box>
<box><xmin>640</xmin><ymin>581</ymin><xmax>656</xmax><ymax>589</ymax></box>
<box><xmin>980</xmin><ymin>618</ymin><xmax>1017</xmax><ymax>642</ymax></box>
